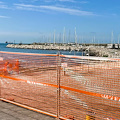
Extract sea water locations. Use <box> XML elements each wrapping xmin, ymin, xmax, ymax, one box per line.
<box><xmin>0</xmin><ymin>43</ymin><xmax>83</xmax><ymax>56</ymax></box>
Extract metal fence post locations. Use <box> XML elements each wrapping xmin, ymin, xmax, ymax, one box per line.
<box><xmin>0</xmin><ymin>77</ymin><xmax>1</xmax><ymax>99</ymax></box>
<box><xmin>57</xmin><ymin>52</ymin><xmax>61</xmax><ymax>120</ymax></box>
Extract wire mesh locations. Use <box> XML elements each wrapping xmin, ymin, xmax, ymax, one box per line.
<box><xmin>0</xmin><ymin>51</ymin><xmax>58</xmax><ymax>116</ymax></box>
<box><xmin>0</xmin><ymin>51</ymin><xmax>120</xmax><ymax>120</ymax></box>
<box><xmin>60</xmin><ymin>55</ymin><xmax>120</xmax><ymax>120</ymax></box>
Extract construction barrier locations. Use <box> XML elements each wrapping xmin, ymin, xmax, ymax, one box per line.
<box><xmin>0</xmin><ymin>51</ymin><xmax>120</xmax><ymax>120</ymax></box>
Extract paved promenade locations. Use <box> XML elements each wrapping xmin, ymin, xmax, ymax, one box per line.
<box><xmin>0</xmin><ymin>100</ymin><xmax>55</xmax><ymax>120</ymax></box>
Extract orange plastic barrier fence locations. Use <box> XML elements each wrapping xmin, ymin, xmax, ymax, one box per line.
<box><xmin>0</xmin><ymin>51</ymin><xmax>120</xmax><ymax>120</ymax></box>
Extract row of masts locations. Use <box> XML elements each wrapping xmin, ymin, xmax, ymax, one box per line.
<box><xmin>51</xmin><ymin>27</ymin><xmax>89</xmax><ymax>45</ymax></box>
<box><xmin>39</xmin><ymin>28</ymin><xmax>120</xmax><ymax>45</ymax></box>
<box><xmin>111</xmin><ymin>31</ymin><xmax>120</xmax><ymax>44</ymax></box>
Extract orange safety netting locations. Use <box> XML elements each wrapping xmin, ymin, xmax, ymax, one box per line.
<box><xmin>0</xmin><ymin>51</ymin><xmax>120</xmax><ymax>120</ymax></box>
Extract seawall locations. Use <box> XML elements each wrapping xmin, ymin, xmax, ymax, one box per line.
<box><xmin>6</xmin><ymin>44</ymin><xmax>120</xmax><ymax>58</ymax></box>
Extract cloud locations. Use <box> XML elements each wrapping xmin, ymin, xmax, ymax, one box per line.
<box><xmin>0</xmin><ymin>15</ymin><xmax>9</xmax><ymax>18</ymax></box>
<box><xmin>41</xmin><ymin>5</ymin><xmax>94</xmax><ymax>15</ymax></box>
<box><xmin>79</xmin><ymin>1</ymin><xmax>88</xmax><ymax>4</ymax></box>
<box><xmin>58</xmin><ymin>0</ymin><xmax>89</xmax><ymax>3</ymax></box>
<box><xmin>0</xmin><ymin>1</ymin><xmax>10</xmax><ymax>9</ymax></box>
<box><xmin>42</xmin><ymin>0</ymin><xmax>76</xmax><ymax>3</ymax></box>
<box><xmin>58</xmin><ymin>0</ymin><xmax>75</xmax><ymax>2</ymax></box>
<box><xmin>14</xmin><ymin>4</ymin><xmax>95</xmax><ymax>16</ymax></box>
<box><xmin>26</xmin><ymin>0</ymin><xmax>84</xmax><ymax>3</ymax></box>
<box><xmin>0</xmin><ymin>4</ymin><xmax>8</xmax><ymax>9</ymax></box>
<box><xmin>19</xmin><ymin>0</ymin><xmax>39</xmax><ymax>3</ymax></box>
<box><xmin>43</xmin><ymin>0</ymin><xmax>88</xmax><ymax>3</ymax></box>
<box><xmin>18</xmin><ymin>0</ymin><xmax>88</xmax><ymax>4</ymax></box>
<box><xmin>14</xmin><ymin>4</ymin><xmax>47</xmax><ymax>13</ymax></box>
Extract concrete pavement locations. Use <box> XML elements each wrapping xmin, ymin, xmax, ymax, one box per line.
<box><xmin>0</xmin><ymin>100</ymin><xmax>55</xmax><ymax>120</ymax></box>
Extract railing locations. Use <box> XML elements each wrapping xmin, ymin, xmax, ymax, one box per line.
<box><xmin>0</xmin><ymin>51</ymin><xmax>120</xmax><ymax>120</ymax></box>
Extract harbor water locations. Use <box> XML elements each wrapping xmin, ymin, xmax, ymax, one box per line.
<box><xmin>0</xmin><ymin>43</ymin><xmax>83</xmax><ymax>56</ymax></box>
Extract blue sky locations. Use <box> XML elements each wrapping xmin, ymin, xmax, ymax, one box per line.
<box><xmin>0</xmin><ymin>0</ymin><xmax>120</xmax><ymax>43</ymax></box>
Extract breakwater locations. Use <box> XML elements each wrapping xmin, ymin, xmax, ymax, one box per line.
<box><xmin>6</xmin><ymin>44</ymin><xmax>86</xmax><ymax>51</ymax></box>
<box><xmin>6</xmin><ymin>44</ymin><xmax>120</xmax><ymax>58</ymax></box>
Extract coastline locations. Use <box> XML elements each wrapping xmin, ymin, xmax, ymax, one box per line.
<box><xmin>6</xmin><ymin>43</ymin><xmax>120</xmax><ymax>58</ymax></box>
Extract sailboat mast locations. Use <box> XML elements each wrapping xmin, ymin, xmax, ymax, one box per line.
<box><xmin>68</xmin><ymin>30</ymin><xmax>70</xmax><ymax>44</ymax></box>
<box><xmin>54</xmin><ymin>30</ymin><xmax>56</xmax><ymax>45</ymax></box>
<box><xmin>111</xmin><ymin>31</ymin><xmax>113</xmax><ymax>44</ymax></box>
<box><xmin>75</xmin><ymin>27</ymin><xmax>77</xmax><ymax>44</ymax></box>
<box><xmin>63</xmin><ymin>27</ymin><xmax>66</xmax><ymax>44</ymax></box>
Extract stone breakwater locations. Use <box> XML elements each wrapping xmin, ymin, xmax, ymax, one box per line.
<box><xmin>6</xmin><ymin>44</ymin><xmax>86</xmax><ymax>51</ymax></box>
<box><xmin>6</xmin><ymin>44</ymin><xmax>120</xmax><ymax>58</ymax></box>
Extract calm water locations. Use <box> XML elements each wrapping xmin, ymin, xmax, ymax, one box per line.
<box><xmin>0</xmin><ymin>43</ymin><xmax>83</xmax><ymax>56</ymax></box>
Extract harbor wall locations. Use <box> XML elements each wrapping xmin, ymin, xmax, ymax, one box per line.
<box><xmin>6</xmin><ymin>44</ymin><xmax>120</xmax><ymax>58</ymax></box>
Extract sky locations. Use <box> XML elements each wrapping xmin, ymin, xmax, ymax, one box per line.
<box><xmin>0</xmin><ymin>0</ymin><xmax>120</xmax><ymax>43</ymax></box>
